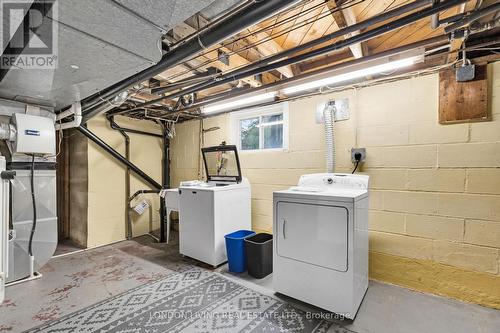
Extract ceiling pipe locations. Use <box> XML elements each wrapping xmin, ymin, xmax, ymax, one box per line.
<box><xmin>164</xmin><ymin>35</ymin><xmax>450</xmax><ymax>116</ymax></box>
<box><xmin>107</xmin><ymin>115</ymin><xmax>162</xmax><ymax>138</ymax></box>
<box><xmin>150</xmin><ymin>73</ymin><xmax>215</xmax><ymax>95</ymax></box>
<box><xmin>77</xmin><ymin>125</ymin><xmax>162</xmax><ymax>190</ymax></box>
<box><xmin>152</xmin><ymin>36</ymin><xmax>450</xmax><ymax>120</ymax></box>
<box><xmin>431</xmin><ymin>1</ymin><xmax>440</xmax><ymax>29</ymax></box>
<box><xmin>444</xmin><ymin>2</ymin><xmax>500</xmax><ymax>33</ymax></box>
<box><xmin>439</xmin><ymin>11</ymin><xmax>467</xmax><ymax>25</ymax></box>
<box><xmin>159</xmin><ymin>34</ymin><xmax>500</xmax><ymax>119</ymax></box>
<box><xmin>80</xmin><ymin>0</ymin><xmax>300</xmax><ymax>121</ymax></box>
<box><xmin>114</xmin><ymin>0</ymin><xmax>467</xmax><ymax>115</ymax></box>
<box><xmin>55</xmin><ymin>102</ymin><xmax>82</xmax><ymax>130</ymax></box>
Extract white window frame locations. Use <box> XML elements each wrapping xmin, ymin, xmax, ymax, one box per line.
<box><xmin>230</xmin><ymin>102</ymin><xmax>289</xmax><ymax>153</ymax></box>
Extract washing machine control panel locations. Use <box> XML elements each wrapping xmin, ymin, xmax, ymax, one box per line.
<box><xmin>298</xmin><ymin>173</ymin><xmax>369</xmax><ymax>190</ymax></box>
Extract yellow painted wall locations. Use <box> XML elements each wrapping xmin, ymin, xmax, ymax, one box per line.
<box><xmin>86</xmin><ymin>114</ymin><xmax>163</xmax><ymax>248</ymax></box>
<box><xmin>171</xmin><ymin>61</ymin><xmax>500</xmax><ymax>308</ymax></box>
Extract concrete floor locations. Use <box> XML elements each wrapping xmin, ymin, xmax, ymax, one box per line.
<box><xmin>53</xmin><ymin>238</ymin><xmax>85</xmax><ymax>256</ymax></box>
<box><xmin>1</xmin><ymin>232</ymin><xmax>499</xmax><ymax>333</ymax></box>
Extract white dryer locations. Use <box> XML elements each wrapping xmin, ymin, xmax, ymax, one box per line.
<box><xmin>273</xmin><ymin>173</ymin><xmax>369</xmax><ymax>319</ymax></box>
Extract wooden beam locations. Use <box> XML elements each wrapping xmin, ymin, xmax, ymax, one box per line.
<box><xmin>172</xmin><ymin>17</ymin><xmax>279</xmax><ymax>87</ymax></box>
<box><xmin>171</xmin><ymin>23</ymin><xmax>266</xmax><ymax>87</ymax></box>
<box><xmin>299</xmin><ymin>49</ymin><xmax>353</xmax><ymax>72</ymax></box>
<box><xmin>447</xmin><ymin>38</ymin><xmax>465</xmax><ymax>63</ymax></box>
<box><xmin>447</xmin><ymin>1</ymin><xmax>478</xmax><ymax>63</ymax></box>
<box><xmin>327</xmin><ymin>1</ymin><xmax>364</xmax><ymax>59</ymax></box>
<box><xmin>134</xmin><ymin>92</ymin><xmax>174</xmax><ymax>107</ymax></box>
<box><xmin>244</xmin><ymin>26</ymin><xmax>295</xmax><ymax>78</ymax></box>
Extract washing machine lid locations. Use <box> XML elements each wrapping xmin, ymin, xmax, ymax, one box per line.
<box><xmin>202</xmin><ymin>144</ymin><xmax>242</xmax><ymax>183</ymax></box>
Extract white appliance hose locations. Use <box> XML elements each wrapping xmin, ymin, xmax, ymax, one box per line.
<box><xmin>323</xmin><ymin>102</ymin><xmax>336</xmax><ymax>173</ymax></box>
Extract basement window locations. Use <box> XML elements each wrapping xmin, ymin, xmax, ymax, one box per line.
<box><xmin>230</xmin><ymin>103</ymin><xmax>289</xmax><ymax>152</ymax></box>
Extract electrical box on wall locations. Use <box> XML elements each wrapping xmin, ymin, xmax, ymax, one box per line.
<box><xmin>316</xmin><ymin>98</ymin><xmax>350</xmax><ymax>123</ymax></box>
<box><xmin>351</xmin><ymin>148</ymin><xmax>366</xmax><ymax>163</ymax></box>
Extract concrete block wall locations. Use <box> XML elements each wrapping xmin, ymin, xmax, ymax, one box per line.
<box><xmin>170</xmin><ymin>61</ymin><xmax>500</xmax><ymax>308</ymax></box>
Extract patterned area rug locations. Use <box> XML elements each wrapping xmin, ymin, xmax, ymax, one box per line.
<box><xmin>27</xmin><ymin>267</ymin><xmax>347</xmax><ymax>333</ymax></box>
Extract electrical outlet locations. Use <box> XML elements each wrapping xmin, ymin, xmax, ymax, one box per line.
<box><xmin>351</xmin><ymin>148</ymin><xmax>366</xmax><ymax>163</ymax></box>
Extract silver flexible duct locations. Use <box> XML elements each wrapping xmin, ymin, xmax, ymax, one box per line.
<box><xmin>323</xmin><ymin>102</ymin><xmax>336</xmax><ymax>173</ymax></box>
<box><xmin>0</xmin><ymin>123</ymin><xmax>15</xmax><ymax>141</ymax></box>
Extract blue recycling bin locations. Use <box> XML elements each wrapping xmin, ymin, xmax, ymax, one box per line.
<box><xmin>224</xmin><ymin>230</ymin><xmax>256</xmax><ymax>273</ymax></box>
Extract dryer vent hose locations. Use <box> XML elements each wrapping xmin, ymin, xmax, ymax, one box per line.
<box><xmin>323</xmin><ymin>102</ymin><xmax>336</xmax><ymax>173</ymax></box>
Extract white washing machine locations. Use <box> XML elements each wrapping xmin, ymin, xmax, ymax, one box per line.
<box><xmin>177</xmin><ymin>144</ymin><xmax>251</xmax><ymax>267</ymax></box>
<box><xmin>273</xmin><ymin>173</ymin><xmax>369</xmax><ymax>319</ymax></box>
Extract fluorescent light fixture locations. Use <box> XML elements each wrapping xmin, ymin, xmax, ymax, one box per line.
<box><xmin>202</xmin><ymin>92</ymin><xmax>277</xmax><ymax>114</ymax></box>
<box><xmin>282</xmin><ymin>56</ymin><xmax>420</xmax><ymax>95</ymax></box>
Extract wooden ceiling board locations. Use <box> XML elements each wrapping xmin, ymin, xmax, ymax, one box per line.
<box><xmin>279</xmin><ymin>1</ymin><xmax>327</xmax><ymax>49</ymax></box>
<box><xmin>299</xmin><ymin>5</ymin><xmax>335</xmax><ymax>45</ymax></box>
<box><xmin>258</xmin><ymin>2</ymin><xmax>307</xmax><ymax>45</ymax></box>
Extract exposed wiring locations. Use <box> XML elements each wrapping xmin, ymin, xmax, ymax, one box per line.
<box><xmin>190</xmin><ymin>60</ymin><xmax>461</xmax><ymax>120</ymax></box>
<box><xmin>135</xmin><ymin>58</ymin><xmax>462</xmax><ymax>122</ymax></box>
<box><xmin>27</xmin><ymin>154</ymin><xmax>37</xmax><ymax>257</ymax></box>
<box><xmin>160</xmin><ymin>0</ymin><xmax>364</xmax><ymax>83</ymax></box>
<box><xmin>166</xmin><ymin>0</ymin><xmax>363</xmax><ymax>81</ymax></box>
<box><xmin>318</xmin><ymin>60</ymin><xmax>460</xmax><ymax>95</ymax></box>
<box><xmin>169</xmin><ymin>0</ymin><xmax>319</xmax><ymax>51</ymax></box>
<box><xmin>167</xmin><ymin>0</ymin><xmax>316</xmax><ymax>51</ymax></box>
<box><xmin>218</xmin><ymin>0</ymin><xmax>362</xmax><ymax>52</ymax></box>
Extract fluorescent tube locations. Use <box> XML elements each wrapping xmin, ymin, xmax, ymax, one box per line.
<box><xmin>202</xmin><ymin>92</ymin><xmax>277</xmax><ymax>114</ymax></box>
<box><xmin>282</xmin><ymin>56</ymin><xmax>419</xmax><ymax>95</ymax></box>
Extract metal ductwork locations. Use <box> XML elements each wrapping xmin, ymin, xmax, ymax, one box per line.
<box><xmin>444</xmin><ymin>2</ymin><xmax>500</xmax><ymax>33</ymax></box>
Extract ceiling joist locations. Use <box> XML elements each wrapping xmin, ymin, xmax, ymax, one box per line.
<box><xmin>243</xmin><ymin>26</ymin><xmax>295</xmax><ymax>78</ymax></box>
<box><xmin>447</xmin><ymin>1</ymin><xmax>479</xmax><ymax>63</ymax></box>
<box><xmin>327</xmin><ymin>0</ymin><xmax>365</xmax><ymax>59</ymax></box>
<box><xmin>172</xmin><ymin>17</ymin><xmax>280</xmax><ymax>87</ymax></box>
